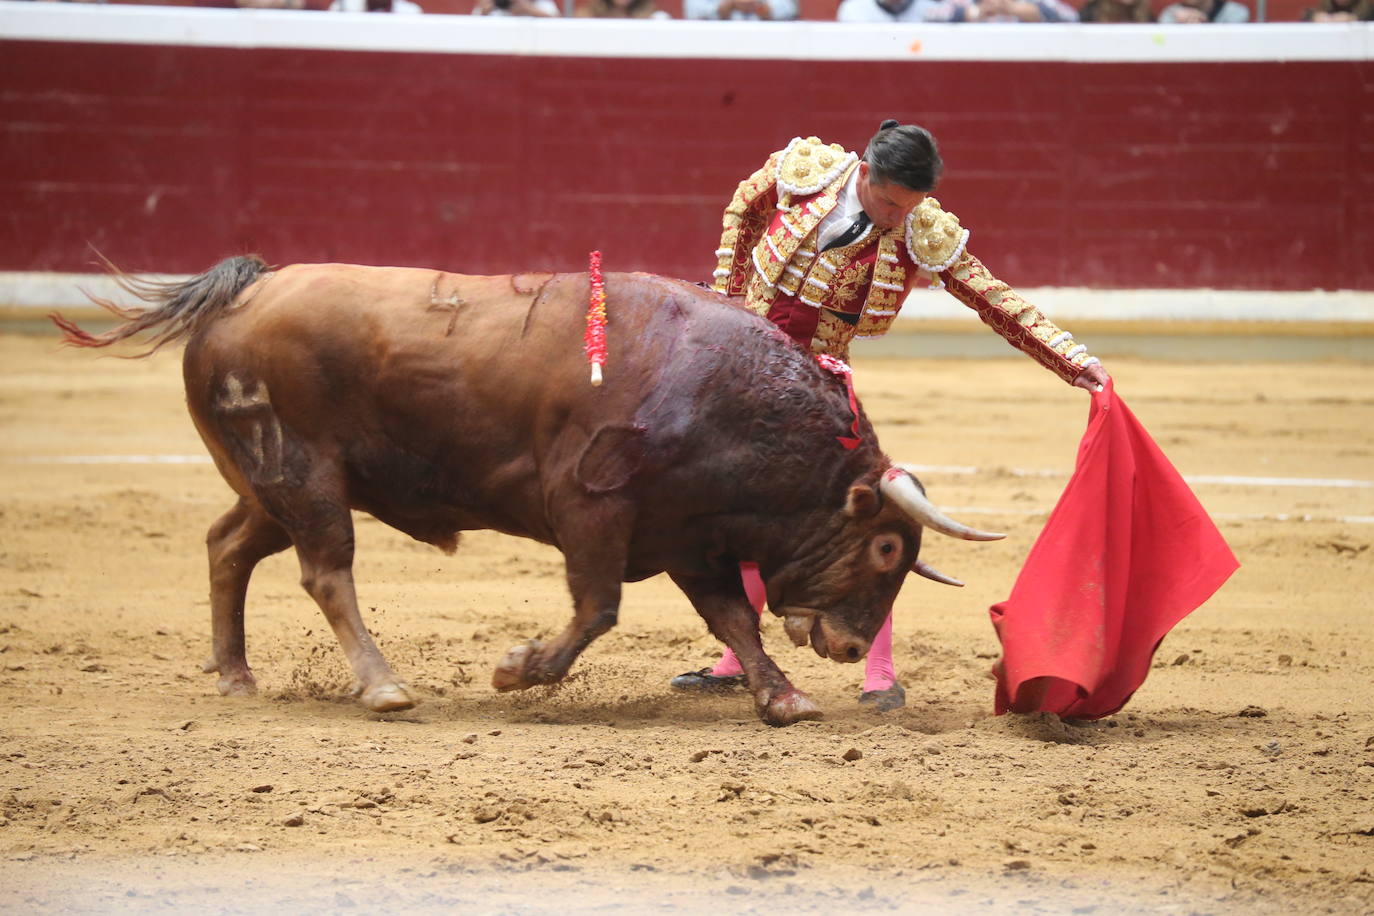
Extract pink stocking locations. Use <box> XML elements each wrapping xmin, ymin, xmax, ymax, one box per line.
<box><xmin>710</xmin><ymin>566</ymin><xmax>897</xmax><ymax>691</ymax></box>
<box><xmin>708</xmin><ymin>562</ymin><xmax>765</xmax><ymax>678</ymax></box>
<box><xmin>861</xmin><ymin>613</ymin><xmax>896</xmax><ymax>693</ymax></box>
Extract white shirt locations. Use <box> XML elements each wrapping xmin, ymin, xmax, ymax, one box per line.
<box><xmin>815</xmin><ymin>168</ymin><xmax>868</xmax><ymax>253</ymax></box>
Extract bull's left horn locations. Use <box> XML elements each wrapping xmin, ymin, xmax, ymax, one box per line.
<box><xmin>913</xmin><ymin>559</ymin><xmax>964</xmax><ymax>587</ymax></box>
<box><xmin>881</xmin><ymin>466</ymin><xmax>1005</xmax><ymax>542</ymax></box>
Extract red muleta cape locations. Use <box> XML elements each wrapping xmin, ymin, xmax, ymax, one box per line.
<box><xmin>989</xmin><ymin>379</ymin><xmax>1239</xmax><ymax>719</ymax></box>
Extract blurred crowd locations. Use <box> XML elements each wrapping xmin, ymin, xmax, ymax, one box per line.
<box><xmin>29</xmin><ymin>0</ymin><xmax>1374</xmax><ymax>22</ymax></box>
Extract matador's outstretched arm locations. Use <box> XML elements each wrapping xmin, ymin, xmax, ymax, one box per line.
<box><xmin>940</xmin><ymin>250</ymin><xmax>1105</xmax><ymax>388</ymax></box>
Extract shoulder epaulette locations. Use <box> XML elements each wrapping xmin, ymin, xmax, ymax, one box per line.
<box><xmin>776</xmin><ymin>136</ymin><xmax>858</xmax><ymax>197</ymax></box>
<box><xmin>904</xmin><ymin>197</ymin><xmax>969</xmax><ymax>273</ymax></box>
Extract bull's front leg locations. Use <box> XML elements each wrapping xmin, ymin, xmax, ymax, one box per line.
<box><xmin>491</xmin><ymin>579</ymin><xmax>621</xmax><ymax>691</ymax></box>
<box><xmin>492</xmin><ymin>515</ymin><xmax>628</xmax><ymax>692</ymax></box>
<box><xmin>669</xmin><ymin>570</ymin><xmax>822</xmax><ymax>727</ymax></box>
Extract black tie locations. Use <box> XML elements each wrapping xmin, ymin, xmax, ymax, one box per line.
<box><xmin>823</xmin><ymin>212</ymin><xmax>871</xmax><ymax>251</ymax></box>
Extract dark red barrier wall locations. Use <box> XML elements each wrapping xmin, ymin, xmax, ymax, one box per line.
<box><xmin>4</xmin><ymin>41</ymin><xmax>1371</xmax><ymax>289</ymax></box>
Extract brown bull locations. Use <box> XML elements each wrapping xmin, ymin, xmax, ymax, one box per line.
<box><xmin>54</xmin><ymin>256</ymin><xmax>1001</xmax><ymax>726</ymax></box>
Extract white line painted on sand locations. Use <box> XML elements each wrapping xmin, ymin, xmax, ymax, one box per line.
<box><xmin>907</xmin><ymin>464</ymin><xmax>1373</xmax><ymax>489</ymax></box>
<box><xmin>1185</xmin><ymin>475</ymin><xmax>1373</xmax><ymax>489</ymax></box>
<box><xmin>9</xmin><ymin>456</ymin><xmax>1371</xmax><ymax>490</ymax></box>
<box><xmin>11</xmin><ymin>455</ymin><xmax>212</xmax><ymax>465</ymax></box>
<box><xmin>9</xmin><ymin>455</ymin><xmax>1370</xmax><ymax>523</ymax></box>
<box><xmin>942</xmin><ymin>506</ymin><xmax>1374</xmax><ymax>525</ymax></box>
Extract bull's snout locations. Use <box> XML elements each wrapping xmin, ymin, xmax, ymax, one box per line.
<box><xmin>781</xmin><ymin>609</ymin><xmax>871</xmax><ymax>663</ymax></box>
<box><xmin>838</xmin><ymin>643</ymin><xmax>864</xmax><ymax>663</ymax></box>
<box><xmin>811</xmin><ymin>616</ymin><xmax>869</xmax><ymax>664</ymax></box>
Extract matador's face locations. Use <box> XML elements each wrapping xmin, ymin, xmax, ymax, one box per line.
<box><xmin>856</xmin><ymin>162</ymin><xmax>928</xmax><ymax>231</ymax></box>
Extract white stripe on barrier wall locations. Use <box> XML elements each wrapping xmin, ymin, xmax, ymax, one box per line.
<box><xmin>0</xmin><ymin>2</ymin><xmax>1370</xmax><ymax>63</ymax></box>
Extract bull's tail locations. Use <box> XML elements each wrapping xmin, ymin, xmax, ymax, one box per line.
<box><xmin>50</xmin><ymin>254</ymin><xmax>268</xmax><ymax>357</ymax></box>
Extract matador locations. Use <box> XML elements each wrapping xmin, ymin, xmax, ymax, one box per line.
<box><xmin>670</xmin><ymin>120</ymin><xmax>1109</xmax><ymax>710</ymax></box>
<box><xmin>712</xmin><ymin>133</ymin><xmax>1105</xmax><ymax>383</ymax></box>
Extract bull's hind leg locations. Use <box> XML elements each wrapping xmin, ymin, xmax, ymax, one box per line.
<box><xmin>285</xmin><ymin>493</ymin><xmax>416</xmax><ymax>713</ymax></box>
<box><xmin>669</xmin><ymin>571</ymin><xmax>822</xmax><ymax>727</ymax></box>
<box><xmin>210</xmin><ymin>373</ymin><xmax>413</xmax><ymax>713</ymax></box>
<box><xmin>201</xmin><ymin>498</ymin><xmax>292</xmax><ymax>696</ymax></box>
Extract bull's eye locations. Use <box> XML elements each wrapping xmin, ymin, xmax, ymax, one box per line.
<box><xmin>870</xmin><ymin>535</ymin><xmax>903</xmax><ymax>572</ymax></box>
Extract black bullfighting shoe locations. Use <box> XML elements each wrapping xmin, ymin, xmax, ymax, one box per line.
<box><xmin>858</xmin><ymin>682</ymin><xmax>907</xmax><ymax>712</ymax></box>
<box><xmin>669</xmin><ymin>668</ymin><xmax>748</xmax><ymax>693</ymax></box>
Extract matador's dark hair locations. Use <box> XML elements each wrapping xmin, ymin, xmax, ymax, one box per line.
<box><xmin>863</xmin><ymin>119</ymin><xmax>943</xmax><ymax>193</ymax></box>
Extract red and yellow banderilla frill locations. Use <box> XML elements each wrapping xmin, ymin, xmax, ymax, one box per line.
<box><xmin>585</xmin><ymin>250</ymin><xmax>607</xmax><ymax>386</ymax></box>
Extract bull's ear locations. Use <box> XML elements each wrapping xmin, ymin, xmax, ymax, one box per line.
<box><xmin>845</xmin><ymin>484</ymin><xmax>880</xmax><ymax>518</ymax></box>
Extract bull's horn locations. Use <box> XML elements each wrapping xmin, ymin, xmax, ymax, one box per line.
<box><xmin>912</xmin><ymin>559</ymin><xmax>964</xmax><ymax>588</ymax></box>
<box><xmin>778</xmin><ymin>608</ymin><xmax>819</xmax><ymax>647</ymax></box>
<box><xmin>881</xmin><ymin>466</ymin><xmax>1005</xmax><ymax>541</ymax></box>
<box><xmin>783</xmin><ymin>614</ymin><xmax>813</xmax><ymax>647</ymax></box>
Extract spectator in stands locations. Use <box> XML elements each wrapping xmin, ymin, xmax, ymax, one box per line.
<box><xmin>330</xmin><ymin>0</ymin><xmax>423</xmax><ymax>12</ymax></box>
<box><xmin>685</xmin><ymin>0</ymin><xmax>798</xmax><ymax>19</ymax></box>
<box><xmin>1158</xmin><ymin>0</ymin><xmax>1249</xmax><ymax>20</ymax></box>
<box><xmin>1078</xmin><ymin>0</ymin><xmax>1154</xmax><ymax>20</ymax></box>
<box><xmin>234</xmin><ymin>0</ymin><xmax>324</xmax><ymax>8</ymax></box>
<box><xmin>924</xmin><ymin>0</ymin><xmax>1078</xmax><ymax>20</ymax></box>
<box><xmin>837</xmin><ymin>0</ymin><xmax>949</xmax><ymax>20</ymax></box>
<box><xmin>472</xmin><ymin>0</ymin><xmax>560</xmax><ymax>14</ymax></box>
<box><xmin>1302</xmin><ymin>0</ymin><xmax>1372</xmax><ymax>19</ymax></box>
<box><xmin>577</xmin><ymin>0</ymin><xmax>670</xmax><ymax>17</ymax></box>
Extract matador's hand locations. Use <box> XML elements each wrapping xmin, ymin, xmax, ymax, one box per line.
<box><xmin>1072</xmin><ymin>363</ymin><xmax>1110</xmax><ymax>393</ymax></box>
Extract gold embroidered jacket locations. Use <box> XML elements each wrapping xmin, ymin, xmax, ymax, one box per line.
<box><xmin>711</xmin><ymin>136</ymin><xmax>1098</xmax><ymax>382</ymax></box>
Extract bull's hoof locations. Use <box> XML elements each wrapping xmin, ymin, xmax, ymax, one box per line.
<box><xmin>216</xmin><ymin>672</ymin><xmax>258</xmax><ymax>698</ymax></box>
<box><xmin>360</xmin><ymin>682</ymin><xmax>416</xmax><ymax>713</ymax></box>
<box><xmin>858</xmin><ymin>682</ymin><xmax>906</xmax><ymax>712</ymax></box>
<box><xmin>214</xmin><ymin>678</ymin><xmax>258</xmax><ymax>697</ymax></box>
<box><xmin>669</xmin><ymin>668</ymin><xmax>748</xmax><ymax>693</ymax></box>
<box><xmin>492</xmin><ymin>640</ymin><xmax>544</xmax><ymax>692</ymax></box>
<box><xmin>757</xmin><ymin>687</ymin><xmax>823</xmax><ymax>727</ymax></box>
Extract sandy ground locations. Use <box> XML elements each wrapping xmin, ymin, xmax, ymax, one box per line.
<box><xmin>1</xmin><ymin>326</ymin><xmax>1372</xmax><ymax>915</ymax></box>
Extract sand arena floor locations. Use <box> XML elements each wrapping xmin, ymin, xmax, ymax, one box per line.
<box><xmin>0</xmin><ymin>327</ymin><xmax>1371</xmax><ymax>914</ymax></box>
